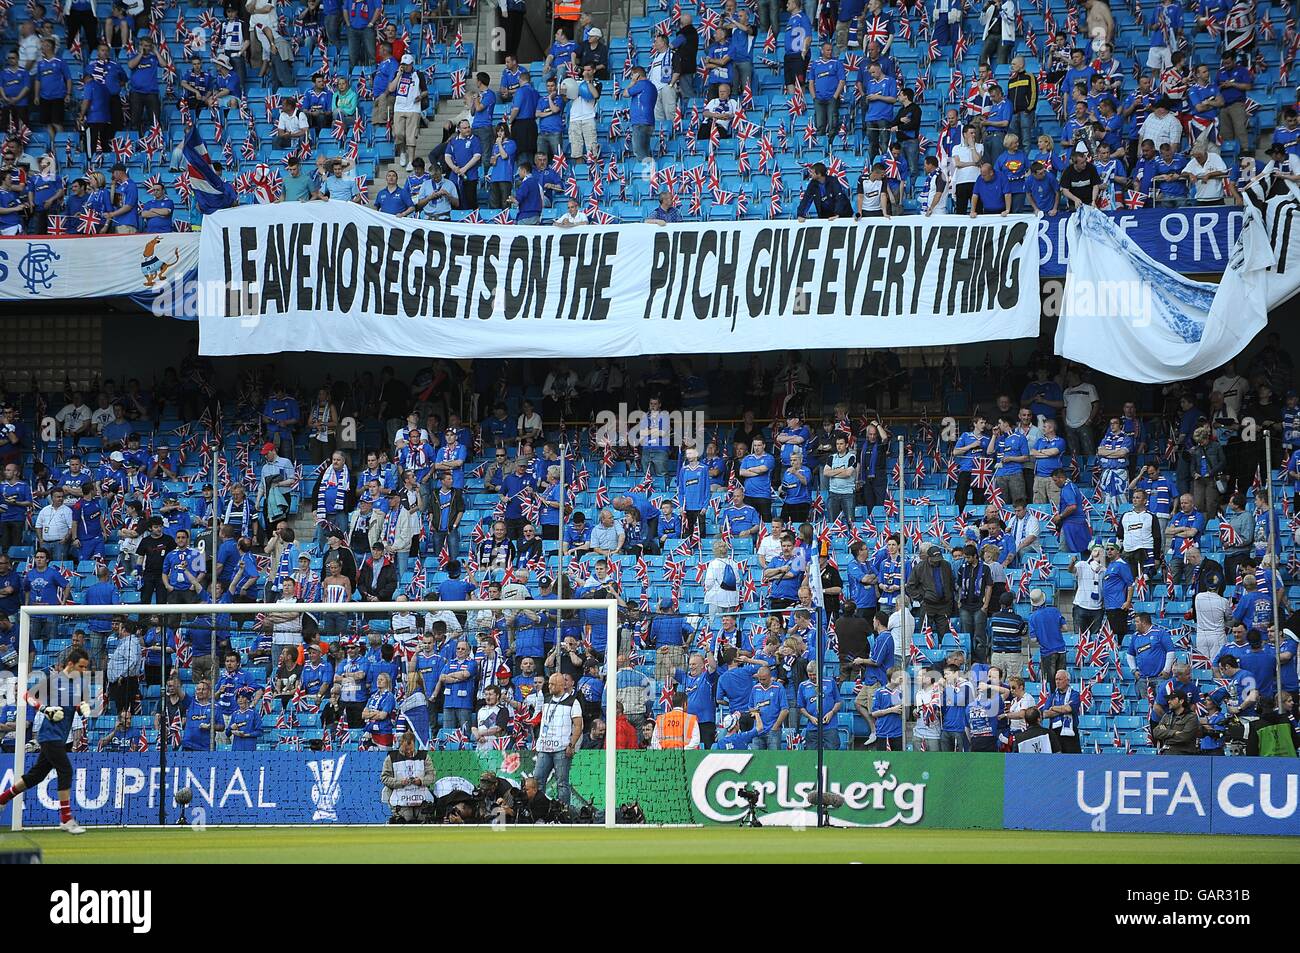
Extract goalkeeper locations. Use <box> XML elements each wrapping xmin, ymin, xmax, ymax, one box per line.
<box><xmin>0</xmin><ymin>647</ymin><xmax>97</xmax><ymax>834</ymax></box>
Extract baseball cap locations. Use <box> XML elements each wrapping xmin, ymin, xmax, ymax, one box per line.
<box><xmin>589</xmin><ymin>27</ymin><xmax>602</xmax><ymax>37</ymax></box>
<box><xmin>109</xmin><ymin>451</ymin><xmax>125</xmax><ymax>462</ymax></box>
<box><xmin>400</xmin><ymin>53</ymin><xmax>414</xmax><ymax>64</ymax></box>
<box><xmin>1029</xmin><ymin>588</ymin><xmax>1046</xmax><ymax>607</ymax></box>
<box><xmin>261</xmin><ymin>441</ymin><xmax>276</xmax><ymax>455</ymax></box>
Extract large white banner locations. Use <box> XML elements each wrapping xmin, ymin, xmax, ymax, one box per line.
<box><xmin>195</xmin><ymin>203</ymin><xmax>1041</xmax><ymax>358</ymax></box>
<box><xmin>1056</xmin><ymin>187</ymin><xmax>1300</xmax><ymax>383</ymax></box>
<box><xmin>0</xmin><ymin>232</ymin><xmax>199</xmax><ymax>302</ymax></box>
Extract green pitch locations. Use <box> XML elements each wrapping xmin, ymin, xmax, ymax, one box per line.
<box><xmin>23</xmin><ymin>826</ymin><xmax>1300</xmax><ymax>864</ymax></box>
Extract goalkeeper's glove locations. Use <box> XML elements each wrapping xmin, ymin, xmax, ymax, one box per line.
<box><xmin>42</xmin><ymin>706</ymin><xmax>64</xmax><ymax>723</ymax></box>
<box><xmin>78</xmin><ymin>701</ymin><xmax>92</xmax><ymax>718</ymax></box>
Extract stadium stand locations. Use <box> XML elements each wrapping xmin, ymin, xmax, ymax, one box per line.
<box><xmin>0</xmin><ymin>341</ymin><xmax>1296</xmax><ymax>764</ymax></box>
<box><xmin>0</xmin><ymin>0</ymin><xmax>1289</xmax><ymax>230</ymax></box>
<box><xmin>0</xmin><ymin>0</ymin><xmax>1298</xmax><ymax>782</ymax></box>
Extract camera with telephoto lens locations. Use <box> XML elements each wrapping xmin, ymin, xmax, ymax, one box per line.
<box><xmin>617</xmin><ymin>800</ymin><xmax>646</xmax><ymax>824</ymax></box>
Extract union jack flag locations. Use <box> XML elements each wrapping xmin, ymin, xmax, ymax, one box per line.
<box><xmin>76</xmin><ymin>208</ymin><xmax>103</xmax><ymax>235</ymax></box>
<box><xmin>863</xmin><ymin>15</ymin><xmax>891</xmax><ymax>46</ymax></box>
<box><xmin>407</xmin><ymin>559</ymin><xmax>427</xmax><ymax>598</ymax></box>
<box><xmin>658</xmin><ymin>679</ymin><xmax>675</xmax><ymax>712</ymax></box>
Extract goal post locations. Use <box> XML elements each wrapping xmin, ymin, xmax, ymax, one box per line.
<box><xmin>8</xmin><ymin>598</ymin><xmax>620</xmax><ymax>831</ymax></box>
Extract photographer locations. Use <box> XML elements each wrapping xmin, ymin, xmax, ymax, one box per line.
<box><xmin>472</xmin><ymin>770</ymin><xmax>516</xmax><ymax>822</ymax></box>
<box><xmin>514</xmin><ymin>775</ymin><xmax>556</xmax><ymax>823</ymax></box>
<box><xmin>381</xmin><ymin>731</ymin><xmax>435</xmax><ymax>823</ymax></box>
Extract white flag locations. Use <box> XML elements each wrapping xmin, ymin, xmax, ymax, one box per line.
<box><xmin>1055</xmin><ymin>186</ymin><xmax>1300</xmax><ymax>383</ymax></box>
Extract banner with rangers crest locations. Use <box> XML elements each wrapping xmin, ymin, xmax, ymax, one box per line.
<box><xmin>0</xmin><ymin>232</ymin><xmax>199</xmax><ymax>309</ymax></box>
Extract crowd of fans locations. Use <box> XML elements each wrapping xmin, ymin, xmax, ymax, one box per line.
<box><xmin>0</xmin><ymin>0</ymin><xmax>1291</xmax><ymax>233</ymax></box>
<box><xmin>0</xmin><ymin>340</ymin><xmax>1297</xmax><ymax>789</ymax></box>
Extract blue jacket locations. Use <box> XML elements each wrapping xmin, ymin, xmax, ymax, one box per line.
<box><xmin>796</xmin><ymin>176</ymin><xmax>852</xmax><ymax>218</ymax></box>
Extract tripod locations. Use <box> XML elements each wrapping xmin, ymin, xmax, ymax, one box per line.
<box><xmin>738</xmin><ymin>797</ymin><xmax>764</xmax><ymax>828</ymax></box>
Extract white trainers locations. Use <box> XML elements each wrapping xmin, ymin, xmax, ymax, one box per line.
<box><xmin>397</xmin><ymin>152</ymin><xmax>408</xmax><ymax>168</ymax></box>
<box><xmin>405</xmin><ymin>159</ymin><xmax>414</xmax><ymax>171</ymax></box>
<box><xmin>863</xmin><ymin>733</ymin><xmax>877</xmax><ymax>748</ymax></box>
<box><xmin>59</xmin><ymin>819</ymin><xmax>86</xmax><ymax>835</ymax></box>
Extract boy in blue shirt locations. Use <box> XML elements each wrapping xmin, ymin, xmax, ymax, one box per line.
<box><xmin>227</xmin><ymin>688</ymin><xmax>262</xmax><ymax>751</ymax></box>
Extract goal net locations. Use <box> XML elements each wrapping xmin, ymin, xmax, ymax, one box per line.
<box><xmin>3</xmin><ymin>597</ymin><xmax>704</xmax><ymax>830</ymax></box>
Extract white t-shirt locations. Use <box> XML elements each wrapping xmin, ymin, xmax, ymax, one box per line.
<box><xmin>1071</xmin><ymin>558</ymin><xmax>1103</xmax><ymax>610</ymax></box>
<box><xmin>475</xmin><ymin>703</ymin><xmax>507</xmax><ymax>750</ymax></box>
<box><xmin>1184</xmin><ymin>151</ymin><xmax>1227</xmax><ymax>202</ymax></box>
<box><xmin>555</xmin><ymin>209</ymin><xmax>589</xmax><ymax>226</ymax></box>
<box><xmin>276</xmin><ymin>110</ymin><xmax>308</xmax><ymax>135</ymax></box>
<box><xmin>517</xmin><ymin>411</ymin><xmax>542</xmax><ymax>434</ymax></box>
<box><xmin>1063</xmin><ymin>382</ymin><xmax>1098</xmax><ymax>428</ymax></box>
<box><xmin>271</xmin><ymin>596</ymin><xmax>303</xmax><ymax>644</ymax></box>
<box><xmin>1193</xmin><ymin>591</ymin><xmax>1231</xmax><ymax>646</ymax></box>
<box><xmin>857</xmin><ymin>174</ymin><xmax>884</xmax><ymax>211</ymax></box>
<box><xmin>56</xmin><ymin>403</ymin><xmax>91</xmax><ymax>431</ymax></box>
<box><xmin>757</xmin><ymin>534</ymin><xmax>783</xmax><ymax>566</ymax></box>
<box><xmin>953</xmin><ymin>143</ymin><xmax>983</xmax><ymax>185</ymax></box>
<box><xmin>913</xmin><ymin>683</ymin><xmax>942</xmax><ymax>740</ymax></box>
<box><xmin>570</xmin><ymin>82</ymin><xmax>599</xmax><ymax>124</ymax></box>
<box><xmin>90</xmin><ymin>407</ymin><xmax>115</xmax><ymax>432</ymax></box>
<box><xmin>1120</xmin><ymin>509</ymin><xmax>1156</xmax><ymax>553</ymax></box>
<box><xmin>1211</xmin><ymin>373</ymin><xmax>1248</xmax><ymax>417</ymax></box>
<box><xmin>703</xmin><ymin>557</ymin><xmax>740</xmax><ymax>609</ymax></box>
<box><xmin>392</xmin><ymin>70</ymin><xmax>423</xmax><ymax>113</ymax></box>
<box><xmin>703</xmin><ymin>97</ymin><xmax>738</xmax><ymax>132</ymax></box>
<box><xmin>1006</xmin><ymin>692</ymin><xmax>1035</xmax><ymax>733</ymax></box>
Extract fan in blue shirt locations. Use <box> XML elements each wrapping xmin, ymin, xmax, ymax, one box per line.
<box><xmin>373</xmin><ymin>170</ymin><xmax>413</xmax><ymax>215</ymax></box>
<box><xmin>1125</xmin><ymin>620</ymin><xmax>1175</xmax><ymax>679</ymax></box>
<box><xmin>739</xmin><ymin>444</ymin><xmax>775</xmax><ymax>500</ymax></box>
<box><xmin>809</xmin><ymin>52</ymin><xmax>844</xmax><ymax>102</ymax></box>
<box><xmin>0</xmin><ymin>58</ymin><xmax>30</xmax><ymax>106</ymax></box>
<box><xmin>748</xmin><ymin>671</ymin><xmax>787</xmax><ymax>736</ymax></box>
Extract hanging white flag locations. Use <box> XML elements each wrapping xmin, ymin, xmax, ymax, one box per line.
<box><xmin>1055</xmin><ymin>184</ymin><xmax>1300</xmax><ymax>383</ymax></box>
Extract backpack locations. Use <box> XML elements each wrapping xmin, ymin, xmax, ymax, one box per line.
<box><xmin>720</xmin><ymin>560</ymin><xmax>738</xmax><ymax>592</ymax></box>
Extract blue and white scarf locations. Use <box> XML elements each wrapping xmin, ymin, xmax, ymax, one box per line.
<box><xmin>316</xmin><ymin>463</ymin><xmax>350</xmax><ymax>523</ymax></box>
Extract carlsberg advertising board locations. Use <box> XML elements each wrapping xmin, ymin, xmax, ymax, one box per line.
<box><xmin>686</xmin><ymin>751</ymin><xmax>1004</xmax><ymax>828</ymax></box>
